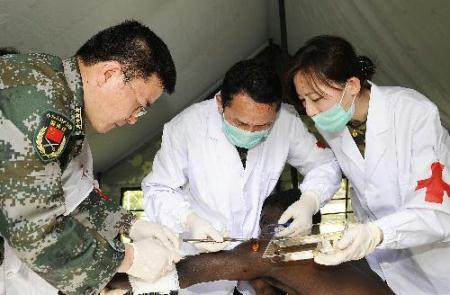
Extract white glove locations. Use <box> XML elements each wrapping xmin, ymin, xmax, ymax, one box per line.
<box><xmin>184</xmin><ymin>211</ymin><xmax>230</xmax><ymax>252</ymax></box>
<box><xmin>314</xmin><ymin>223</ymin><xmax>383</xmax><ymax>265</ymax></box>
<box><xmin>275</xmin><ymin>191</ymin><xmax>320</xmax><ymax>237</ymax></box>
<box><xmin>129</xmin><ymin>270</ymin><xmax>179</xmax><ymax>294</ymax></box>
<box><xmin>100</xmin><ymin>288</ymin><xmax>128</xmax><ymax>295</ymax></box>
<box><xmin>126</xmin><ymin>238</ymin><xmax>181</xmax><ymax>282</ymax></box>
<box><xmin>130</xmin><ymin>218</ymin><xmax>180</xmax><ymax>250</ymax></box>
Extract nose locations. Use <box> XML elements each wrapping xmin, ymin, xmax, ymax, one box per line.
<box><xmin>304</xmin><ymin>100</ymin><xmax>319</xmax><ymax>117</ymax></box>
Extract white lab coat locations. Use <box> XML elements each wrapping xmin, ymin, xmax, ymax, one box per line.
<box><xmin>0</xmin><ymin>241</ymin><xmax>59</xmax><ymax>295</ymax></box>
<box><xmin>142</xmin><ymin>97</ymin><xmax>342</xmax><ymax>294</ymax></box>
<box><xmin>0</xmin><ymin>141</ymin><xmax>95</xmax><ymax>295</ymax></box>
<box><xmin>319</xmin><ymin>83</ymin><xmax>450</xmax><ymax>295</ymax></box>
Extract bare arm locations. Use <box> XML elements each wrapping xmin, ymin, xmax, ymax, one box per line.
<box><xmin>107</xmin><ymin>239</ymin><xmax>392</xmax><ymax>295</ymax></box>
<box><xmin>177</xmin><ymin>239</ymin><xmax>393</xmax><ymax>295</ymax></box>
<box><xmin>177</xmin><ymin>240</ymin><xmax>273</xmax><ymax>288</ymax></box>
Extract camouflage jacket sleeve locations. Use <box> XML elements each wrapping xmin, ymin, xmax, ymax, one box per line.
<box><xmin>71</xmin><ymin>189</ymin><xmax>136</xmax><ymax>250</ymax></box>
<box><xmin>0</xmin><ymin>53</ymin><xmax>126</xmax><ymax>295</ymax></box>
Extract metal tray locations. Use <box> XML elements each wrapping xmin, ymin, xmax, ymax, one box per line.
<box><xmin>262</xmin><ymin>221</ymin><xmax>348</xmax><ymax>261</ymax></box>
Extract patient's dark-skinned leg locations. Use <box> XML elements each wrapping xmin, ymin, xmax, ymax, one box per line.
<box><xmin>107</xmin><ymin>240</ymin><xmax>391</xmax><ymax>295</ymax></box>
<box><xmin>176</xmin><ymin>238</ymin><xmax>393</xmax><ymax>295</ymax></box>
<box><xmin>177</xmin><ymin>239</ymin><xmax>275</xmax><ymax>288</ymax></box>
<box><xmin>249</xmin><ymin>278</ymin><xmax>286</xmax><ymax>295</ymax></box>
<box><xmin>107</xmin><ymin>191</ymin><xmax>393</xmax><ymax>294</ymax></box>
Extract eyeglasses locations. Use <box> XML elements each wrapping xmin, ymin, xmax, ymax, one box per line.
<box><xmin>134</xmin><ymin>105</ymin><xmax>147</xmax><ymax>118</ymax></box>
<box><xmin>128</xmin><ymin>82</ymin><xmax>148</xmax><ymax>118</ymax></box>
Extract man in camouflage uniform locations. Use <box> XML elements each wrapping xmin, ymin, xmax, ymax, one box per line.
<box><xmin>0</xmin><ymin>20</ymin><xmax>180</xmax><ymax>294</ymax></box>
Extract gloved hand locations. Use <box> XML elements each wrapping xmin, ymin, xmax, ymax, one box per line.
<box><xmin>314</xmin><ymin>223</ymin><xmax>383</xmax><ymax>265</ymax></box>
<box><xmin>129</xmin><ymin>269</ymin><xmax>179</xmax><ymax>294</ymax></box>
<box><xmin>184</xmin><ymin>211</ymin><xmax>230</xmax><ymax>252</ymax></box>
<box><xmin>121</xmin><ymin>238</ymin><xmax>182</xmax><ymax>283</ymax></box>
<box><xmin>130</xmin><ymin>218</ymin><xmax>180</xmax><ymax>250</ymax></box>
<box><xmin>275</xmin><ymin>191</ymin><xmax>320</xmax><ymax>237</ymax></box>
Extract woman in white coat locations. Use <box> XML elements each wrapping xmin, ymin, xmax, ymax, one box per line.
<box><xmin>280</xmin><ymin>35</ymin><xmax>450</xmax><ymax>295</ymax></box>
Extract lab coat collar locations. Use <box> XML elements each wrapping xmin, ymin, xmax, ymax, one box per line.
<box><xmin>320</xmin><ymin>82</ymin><xmax>390</xmax><ymax>175</ymax></box>
<box><xmin>365</xmin><ymin>82</ymin><xmax>390</xmax><ymax>179</ymax></box>
<box><xmin>322</xmin><ymin>128</ymin><xmax>365</xmax><ymax>174</ymax></box>
<box><xmin>367</xmin><ymin>82</ymin><xmax>390</xmax><ymax>135</ymax></box>
<box><xmin>205</xmin><ymin>95</ymin><xmax>263</xmax><ymax>181</ymax></box>
<box><xmin>206</xmin><ymin>94</ymin><xmax>226</xmax><ymax>141</ymax></box>
<box><xmin>206</xmin><ymin>96</ymin><xmax>245</xmax><ymax>176</ymax></box>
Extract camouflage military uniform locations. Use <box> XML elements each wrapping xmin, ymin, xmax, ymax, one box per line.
<box><xmin>0</xmin><ymin>53</ymin><xmax>135</xmax><ymax>294</ymax></box>
<box><xmin>347</xmin><ymin>119</ymin><xmax>367</xmax><ymax>157</ymax></box>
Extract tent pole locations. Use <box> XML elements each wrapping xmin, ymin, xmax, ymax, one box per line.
<box><xmin>278</xmin><ymin>0</ymin><xmax>288</xmax><ymax>55</ymax></box>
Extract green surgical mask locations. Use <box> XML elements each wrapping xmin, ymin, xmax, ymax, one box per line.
<box><xmin>312</xmin><ymin>83</ymin><xmax>355</xmax><ymax>133</ymax></box>
<box><xmin>222</xmin><ymin>115</ymin><xmax>270</xmax><ymax>149</ymax></box>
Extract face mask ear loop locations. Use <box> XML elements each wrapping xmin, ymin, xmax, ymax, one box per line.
<box><xmin>222</xmin><ymin>112</ymin><xmax>228</xmax><ymax>123</ymax></box>
<box><xmin>338</xmin><ymin>83</ymin><xmax>356</xmax><ymax>112</ymax></box>
<box><xmin>349</xmin><ymin>93</ymin><xmax>357</xmax><ymax>107</ymax></box>
<box><xmin>338</xmin><ymin>83</ymin><xmax>348</xmax><ymax>105</ymax></box>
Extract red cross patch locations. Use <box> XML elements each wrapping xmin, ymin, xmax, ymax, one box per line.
<box><xmin>415</xmin><ymin>162</ymin><xmax>450</xmax><ymax>204</ymax></box>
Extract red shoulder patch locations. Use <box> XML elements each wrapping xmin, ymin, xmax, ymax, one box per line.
<box><xmin>33</xmin><ymin>111</ymin><xmax>74</xmax><ymax>162</ymax></box>
<box><xmin>94</xmin><ymin>188</ymin><xmax>110</xmax><ymax>201</ymax></box>
<box><xmin>316</xmin><ymin>140</ymin><xmax>328</xmax><ymax>149</ymax></box>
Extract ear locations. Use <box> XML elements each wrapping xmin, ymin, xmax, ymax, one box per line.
<box><xmin>215</xmin><ymin>93</ymin><xmax>224</xmax><ymax>113</ymax></box>
<box><xmin>347</xmin><ymin>77</ymin><xmax>361</xmax><ymax>96</ymax></box>
<box><xmin>96</xmin><ymin>61</ymin><xmax>125</xmax><ymax>89</ymax></box>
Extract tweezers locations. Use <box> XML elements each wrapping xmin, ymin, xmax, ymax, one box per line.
<box><xmin>183</xmin><ymin>237</ymin><xmax>250</xmax><ymax>242</ymax></box>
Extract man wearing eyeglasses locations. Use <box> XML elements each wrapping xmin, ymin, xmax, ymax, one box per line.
<box><xmin>0</xmin><ymin>20</ymin><xmax>179</xmax><ymax>295</ymax></box>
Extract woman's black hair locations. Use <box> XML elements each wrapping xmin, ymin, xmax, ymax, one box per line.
<box><xmin>285</xmin><ymin>35</ymin><xmax>375</xmax><ymax>97</ymax></box>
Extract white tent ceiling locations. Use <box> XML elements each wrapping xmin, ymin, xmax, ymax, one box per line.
<box><xmin>1</xmin><ymin>0</ymin><xmax>448</xmax><ymax>173</ymax></box>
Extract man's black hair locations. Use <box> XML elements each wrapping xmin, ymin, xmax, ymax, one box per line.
<box><xmin>76</xmin><ymin>20</ymin><xmax>176</xmax><ymax>93</ymax></box>
<box><xmin>221</xmin><ymin>59</ymin><xmax>282</xmax><ymax>109</ymax></box>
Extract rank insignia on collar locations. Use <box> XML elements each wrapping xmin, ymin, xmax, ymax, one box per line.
<box><xmin>34</xmin><ymin>111</ymin><xmax>74</xmax><ymax>162</ymax></box>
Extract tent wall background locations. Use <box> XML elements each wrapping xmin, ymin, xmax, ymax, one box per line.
<box><xmin>1</xmin><ymin>0</ymin><xmax>448</xmax><ymax>200</ymax></box>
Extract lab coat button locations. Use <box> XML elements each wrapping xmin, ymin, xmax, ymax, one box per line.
<box><xmin>6</xmin><ymin>271</ymin><xmax>14</xmax><ymax>278</ymax></box>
